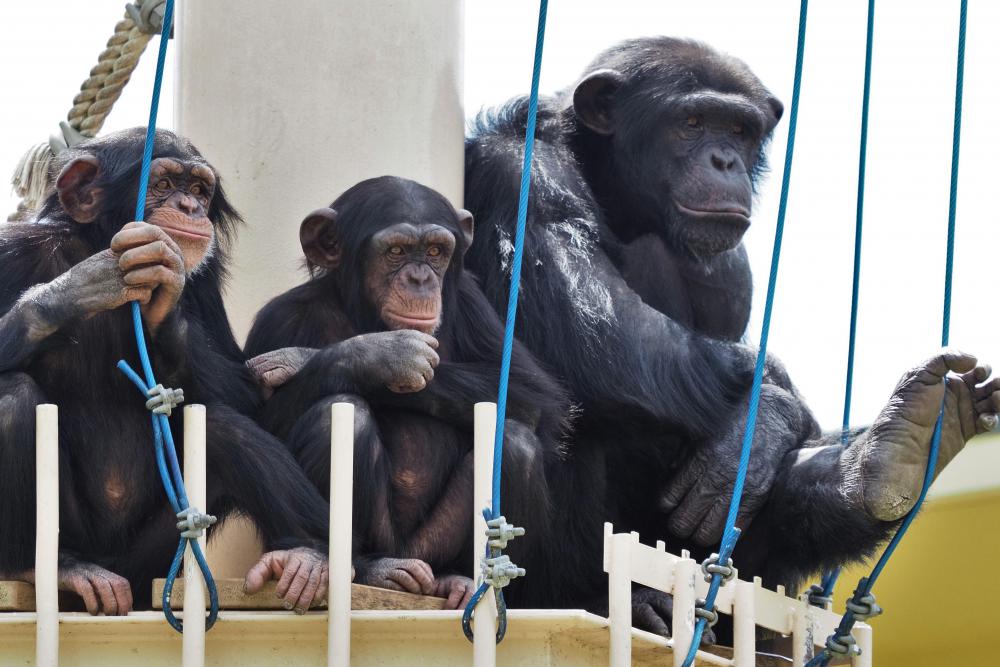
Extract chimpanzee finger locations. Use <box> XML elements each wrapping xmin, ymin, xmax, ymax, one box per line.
<box><xmin>459</xmin><ymin>581</ymin><xmax>476</xmax><ymax>609</ymax></box>
<box><xmin>666</xmin><ymin>478</ymin><xmax>717</xmax><ymax>539</ymax></box>
<box><xmin>976</xmin><ymin>413</ymin><xmax>998</xmax><ymax>434</ymax></box>
<box><xmin>275</xmin><ymin>557</ymin><xmax>304</xmax><ymax>601</ymax></box>
<box><xmin>418</xmin><ymin>333</ymin><xmax>440</xmax><ymax>349</ymax></box>
<box><xmin>124</xmin><ymin>286</ymin><xmax>154</xmax><ymax>305</ymax></box>
<box><xmin>975</xmin><ymin>391</ymin><xmax>1000</xmax><ymax>416</ymax></box>
<box><xmin>287</xmin><ymin>562</ymin><xmax>321</xmax><ymax>613</ymax></box>
<box><xmin>245</xmin><ymin>553</ymin><xmax>282</xmax><ymax>594</ymax></box>
<box><xmin>658</xmin><ymin>457</ymin><xmax>704</xmax><ymax>513</ymax></box>
<box><xmin>974</xmin><ymin>376</ymin><xmax>1000</xmax><ymax>401</ymax></box>
<box><xmin>314</xmin><ymin>568</ymin><xmax>329</xmax><ymax>607</ymax></box>
<box><xmin>392</xmin><ymin>559</ymin><xmax>435</xmax><ymax>595</ymax></box>
<box><xmin>921</xmin><ymin>349</ymin><xmax>977</xmax><ymax>381</ymax></box>
<box><xmin>89</xmin><ymin>574</ymin><xmax>118</xmax><ymax>616</ymax></box>
<box><xmin>633</xmin><ymin>603</ymin><xmax>671</xmax><ymax>637</ymax></box>
<box><xmin>386</xmin><ymin>568</ymin><xmax>423</xmax><ymax>594</ymax></box>
<box><xmin>691</xmin><ymin>497</ymin><xmax>731</xmax><ymax>547</ymax></box>
<box><xmin>119</xmin><ymin>240</ymin><xmax>183</xmax><ymax>273</ymax></box>
<box><xmin>70</xmin><ymin>576</ymin><xmax>101</xmax><ymax>615</ymax></box>
<box><xmin>108</xmin><ymin>573</ymin><xmax>133</xmax><ymax>614</ymax></box>
<box><xmin>124</xmin><ymin>265</ymin><xmax>181</xmax><ymax>289</ymax></box>
<box><xmin>110</xmin><ymin>222</ymin><xmax>175</xmax><ymax>254</ymax></box>
<box><xmin>443</xmin><ymin>583</ymin><xmax>465</xmax><ymax>610</ymax></box>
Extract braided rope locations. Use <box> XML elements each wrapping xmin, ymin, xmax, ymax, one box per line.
<box><xmin>9</xmin><ymin>8</ymin><xmax>157</xmax><ymax>220</ymax></box>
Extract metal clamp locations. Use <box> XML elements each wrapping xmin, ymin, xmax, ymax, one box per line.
<box><xmin>485</xmin><ymin>515</ymin><xmax>525</xmax><ymax>550</ymax></box>
<box><xmin>145</xmin><ymin>384</ymin><xmax>184</xmax><ymax>416</ymax></box>
<box><xmin>826</xmin><ymin>632</ymin><xmax>861</xmax><ymax>657</ymax></box>
<box><xmin>807</xmin><ymin>583</ymin><xmax>833</xmax><ymax>608</ymax></box>
<box><xmin>126</xmin><ymin>0</ymin><xmax>169</xmax><ymax>35</ymax></box>
<box><xmin>176</xmin><ymin>507</ymin><xmax>216</xmax><ymax>539</ymax></box>
<box><xmin>694</xmin><ymin>598</ymin><xmax>720</xmax><ymax>627</ymax></box>
<box><xmin>845</xmin><ymin>592</ymin><xmax>882</xmax><ymax>621</ymax></box>
<box><xmin>482</xmin><ymin>554</ymin><xmax>525</xmax><ymax>590</ymax></box>
<box><xmin>700</xmin><ymin>553</ymin><xmax>735</xmax><ymax>584</ymax></box>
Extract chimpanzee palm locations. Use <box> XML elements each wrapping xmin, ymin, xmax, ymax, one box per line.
<box><xmin>464</xmin><ymin>36</ymin><xmax>1000</xmax><ymax>632</ymax></box>
<box><xmin>0</xmin><ymin>129</ymin><xmax>330</xmax><ymax>615</ymax></box>
<box><xmin>245</xmin><ymin>177</ymin><xmax>568</xmax><ymax>609</ymax></box>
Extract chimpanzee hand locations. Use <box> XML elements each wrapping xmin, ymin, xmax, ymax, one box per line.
<box><xmin>340</xmin><ymin>330</ymin><xmax>440</xmax><ymax>393</ymax></box>
<box><xmin>110</xmin><ymin>222</ymin><xmax>186</xmax><ymax>333</ymax></box>
<box><xmin>431</xmin><ymin>574</ymin><xmax>476</xmax><ymax>609</ymax></box>
<box><xmin>659</xmin><ymin>383</ymin><xmax>812</xmax><ymax>546</ymax></box>
<box><xmin>247</xmin><ymin>346</ymin><xmax>318</xmax><ymax>395</ymax></box>
<box><xmin>359</xmin><ymin>557</ymin><xmax>436</xmax><ymax>596</ymax></box>
<box><xmin>245</xmin><ymin>547</ymin><xmax>329</xmax><ymax>614</ymax></box>
<box><xmin>13</xmin><ymin>555</ymin><xmax>133</xmax><ymax>615</ymax></box>
<box><xmin>844</xmin><ymin>350</ymin><xmax>1000</xmax><ymax>521</ymax></box>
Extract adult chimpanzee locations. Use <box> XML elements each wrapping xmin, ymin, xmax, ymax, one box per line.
<box><xmin>464</xmin><ymin>36</ymin><xmax>1000</xmax><ymax>632</ymax></box>
<box><xmin>244</xmin><ymin>176</ymin><xmax>568</xmax><ymax>609</ymax></box>
<box><xmin>0</xmin><ymin>128</ymin><xmax>330</xmax><ymax>615</ymax></box>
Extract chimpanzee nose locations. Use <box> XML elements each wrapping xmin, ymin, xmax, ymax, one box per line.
<box><xmin>406</xmin><ymin>264</ymin><xmax>433</xmax><ymax>287</ymax></box>
<box><xmin>710</xmin><ymin>148</ymin><xmax>737</xmax><ymax>172</ymax></box>
<box><xmin>177</xmin><ymin>194</ymin><xmax>199</xmax><ymax>214</ymax></box>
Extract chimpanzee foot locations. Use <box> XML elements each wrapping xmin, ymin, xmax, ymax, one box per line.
<box><xmin>431</xmin><ymin>574</ymin><xmax>476</xmax><ymax>609</ymax></box>
<box><xmin>245</xmin><ymin>547</ymin><xmax>329</xmax><ymax>614</ymax></box>
<box><xmin>629</xmin><ymin>588</ymin><xmax>716</xmax><ymax>644</ymax></box>
<box><xmin>847</xmin><ymin>349</ymin><xmax>1000</xmax><ymax>521</ymax></box>
<box><xmin>14</xmin><ymin>557</ymin><xmax>133</xmax><ymax>616</ymax></box>
<box><xmin>361</xmin><ymin>557</ymin><xmax>436</xmax><ymax>597</ymax></box>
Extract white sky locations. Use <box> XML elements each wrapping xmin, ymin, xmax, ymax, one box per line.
<box><xmin>1</xmin><ymin>1</ymin><xmax>998</xmax><ymax>431</ymax></box>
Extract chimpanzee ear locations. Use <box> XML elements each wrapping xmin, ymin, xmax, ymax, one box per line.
<box><xmin>766</xmin><ymin>96</ymin><xmax>785</xmax><ymax>125</ymax></box>
<box><xmin>299</xmin><ymin>207</ymin><xmax>342</xmax><ymax>269</ymax></box>
<box><xmin>455</xmin><ymin>209</ymin><xmax>474</xmax><ymax>248</ymax></box>
<box><xmin>573</xmin><ymin>69</ymin><xmax>625</xmax><ymax>136</ymax></box>
<box><xmin>55</xmin><ymin>156</ymin><xmax>102</xmax><ymax>223</ymax></box>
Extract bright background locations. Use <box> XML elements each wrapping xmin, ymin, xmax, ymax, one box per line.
<box><xmin>1</xmin><ymin>3</ymin><xmax>998</xmax><ymax>664</ymax></box>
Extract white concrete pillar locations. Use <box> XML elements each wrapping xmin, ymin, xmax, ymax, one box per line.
<box><xmin>175</xmin><ymin>0</ymin><xmax>466</xmax><ymax>341</ymax></box>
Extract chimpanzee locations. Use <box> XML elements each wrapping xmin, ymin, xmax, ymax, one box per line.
<box><xmin>463</xmin><ymin>36</ymin><xmax>1000</xmax><ymax>631</ymax></box>
<box><xmin>0</xmin><ymin>128</ymin><xmax>330</xmax><ymax>615</ymax></box>
<box><xmin>244</xmin><ymin>176</ymin><xmax>568</xmax><ymax>609</ymax></box>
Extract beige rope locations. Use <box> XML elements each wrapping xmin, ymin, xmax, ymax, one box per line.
<box><xmin>8</xmin><ymin>9</ymin><xmax>157</xmax><ymax>221</ymax></box>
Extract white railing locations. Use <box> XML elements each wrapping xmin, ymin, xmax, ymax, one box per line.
<box><xmin>26</xmin><ymin>401</ymin><xmax>871</xmax><ymax>666</ymax></box>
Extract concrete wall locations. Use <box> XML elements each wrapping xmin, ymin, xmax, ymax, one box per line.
<box><xmin>175</xmin><ymin>0</ymin><xmax>465</xmax><ymax>341</ymax></box>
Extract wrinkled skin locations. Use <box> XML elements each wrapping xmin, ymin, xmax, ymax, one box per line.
<box><xmin>245</xmin><ymin>547</ymin><xmax>330</xmax><ymax>614</ymax></box>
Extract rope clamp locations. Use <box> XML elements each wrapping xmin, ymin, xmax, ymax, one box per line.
<box><xmin>146</xmin><ymin>384</ymin><xmax>184</xmax><ymax>416</ymax></box>
<box><xmin>485</xmin><ymin>515</ymin><xmax>525</xmax><ymax>550</ymax></box>
<box><xmin>176</xmin><ymin>507</ymin><xmax>216</xmax><ymax>539</ymax></box>
<box><xmin>807</xmin><ymin>583</ymin><xmax>833</xmax><ymax>608</ymax></box>
<box><xmin>701</xmin><ymin>553</ymin><xmax>735</xmax><ymax>584</ymax></box>
<box><xmin>694</xmin><ymin>598</ymin><xmax>720</xmax><ymax>628</ymax></box>
<box><xmin>825</xmin><ymin>633</ymin><xmax>861</xmax><ymax>657</ymax></box>
<box><xmin>482</xmin><ymin>554</ymin><xmax>525</xmax><ymax>590</ymax></box>
<box><xmin>845</xmin><ymin>592</ymin><xmax>882</xmax><ymax>621</ymax></box>
<box><xmin>127</xmin><ymin>0</ymin><xmax>169</xmax><ymax>35</ymax></box>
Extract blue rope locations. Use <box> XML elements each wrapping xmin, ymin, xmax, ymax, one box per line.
<box><xmin>680</xmin><ymin>2</ymin><xmax>809</xmax><ymax>664</ymax></box>
<box><xmin>807</xmin><ymin>1</ymin><xmax>966</xmax><ymax>664</ymax></box>
<box><xmin>813</xmin><ymin>0</ymin><xmax>876</xmax><ymax>603</ymax></box>
<box><xmin>462</xmin><ymin>0</ymin><xmax>548</xmax><ymax>643</ymax></box>
<box><xmin>113</xmin><ymin>0</ymin><xmax>219</xmax><ymax>633</ymax></box>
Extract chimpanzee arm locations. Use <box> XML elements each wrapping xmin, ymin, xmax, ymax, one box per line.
<box><xmin>465</xmin><ymin>134</ymin><xmax>755</xmax><ymax>437</ymax></box>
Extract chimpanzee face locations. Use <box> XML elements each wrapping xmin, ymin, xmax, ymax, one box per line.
<box><xmin>54</xmin><ymin>152</ymin><xmax>219</xmax><ymax>273</ymax></box>
<box><xmin>363</xmin><ymin>223</ymin><xmax>458</xmax><ymax>334</ymax></box>
<box><xmin>572</xmin><ymin>54</ymin><xmax>783</xmax><ymax>258</ymax></box>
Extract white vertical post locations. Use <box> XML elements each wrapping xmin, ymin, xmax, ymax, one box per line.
<box><xmin>183</xmin><ymin>405</ymin><xmax>207</xmax><ymax>667</ymax></box>
<box><xmin>175</xmin><ymin>0</ymin><xmax>466</xmax><ymax>342</ymax></box>
<box><xmin>473</xmin><ymin>403</ymin><xmax>497</xmax><ymax>667</ymax></box>
<box><xmin>607</xmin><ymin>533</ymin><xmax>632</xmax><ymax>667</ymax></box>
<box><xmin>732</xmin><ymin>580</ymin><xmax>756</xmax><ymax>667</ymax></box>
<box><xmin>853</xmin><ymin>623</ymin><xmax>873</xmax><ymax>667</ymax></box>
<box><xmin>671</xmin><ymin>556</ymin><xmax>698</xmax><ymax>667</ymax></box>
<box><xmin>792</xmin><ymin>596</ymin><xmax>814</xmax><ymax>666</ymax></box>
<box><xmin>328</xmin><ymin>403</ymin><xmax>355</xmax><ymax>667</ymax></box>
<box><xmin>35</xmin><ymin>404</ymin><xmax>59</xmax><ymax>667</ymax></box>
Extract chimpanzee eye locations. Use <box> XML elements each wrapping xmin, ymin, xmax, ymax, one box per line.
<box><xmin>155</xmin><ymin>179</ymin><xmax>171</xmax><ymax>191</ymax></box>
<box><xmin>388</xmin><ymin>245</ymin><xmax>404</xmax><ymax>257</ymax></box>
<box><xmin>427</xmin><ymin>245</ymin><xmax>442</xmax><ymax>257</ymax></box>
<box><xmin>732</xmin><ymin>124</ymin><xmax>744</xmax><ymax>135</ymax></box>
<box><xmin>190</xmin><ymin>183</ymin><xmax>203</xmax><ymax>196</ymax></box>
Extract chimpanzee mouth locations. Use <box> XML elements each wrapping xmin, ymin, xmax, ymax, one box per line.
<box><xmin>158</xmin><ymin>224</ymin><xmax>213</xmax><ymax>240</ymax></box>
<box><xmin>384</xmin><ymin>311</ymin><xmax>439</xmax><ymax>328</ymax></box>
<box><xmin>673</xmin><ymin>201</ymin><xmax>751</xmax><ymax>225</ymax></box>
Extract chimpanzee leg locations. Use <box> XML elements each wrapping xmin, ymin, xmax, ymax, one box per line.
<box><xmin>202</xmin><ymin>405</ymin><xmax>329</xmax><ymax>551</ymax></box>
<box><xmin>0</xmin><ymin>372</ymin><xmax>44</xmax><ymax>576</ymax></box>
<box><xmin>284</xmin><ymin>394</ymin><xmax>434</xmax><ymax>595</ymax></box>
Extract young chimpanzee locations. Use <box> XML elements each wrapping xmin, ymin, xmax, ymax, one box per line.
<box><xmin>0</xmin><ymin>128</ymin><xmax>330</xmax><ymax>615</ymax></box>
<box><xmin>244</xmin><ymin>176</ymin><xmax>568</xmax><ymax>609</ymax></box>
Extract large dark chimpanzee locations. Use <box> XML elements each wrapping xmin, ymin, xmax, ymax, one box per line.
<box><xmin>244</xmin><ymin>176</ymin><xmax>568</xmax><ymax>609</ymax></box>
<box><xmin>464</xmin><ymin>36</ymin><xmax>1000</xmax><ymax>631</ymax></box>
<box><xmin>0</xmin><ymin>129</ymin><xmax>330</xmax><ymax>615</ymax></box>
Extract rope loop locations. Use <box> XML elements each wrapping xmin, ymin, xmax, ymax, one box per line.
<box><xmin>145</xmin><ymin>383</ymin><xmax>185</xmax><ymax>416</ymax></box>
<box><xmin>176</xmin><ymin>507</ymin><xmax>217</xmax><ymax>540</ymax></box>
<box><xmin>694</xmin><ymin>598</ymin><xmax>720</xmax><ymax>628</ymax></box>
<box><xmin>700</xmin><ymin>553</ymin><xmax>735</xmax><ymax>584</ymax></box>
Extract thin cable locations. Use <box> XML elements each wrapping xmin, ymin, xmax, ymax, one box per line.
<box><xmin>681</xmin><ymin>2</ymin><xmax>810</xmax><ymax>664</ymax></box>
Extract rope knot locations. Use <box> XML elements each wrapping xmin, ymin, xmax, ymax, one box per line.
<box><xmin>485</xmin><ymin>515</ymin><xmax>525</xmax><ymax>550</ymax></box>
<box><xmin>700</xmin><ymin>553</ymin><xmax>735</xmax><ymax>584</ymax></box>
<box><xmin>146</xmin><ymin>384</ymin><xmax>184</xmax><ymax>416</ymax></box>
<box><xmin>176</xmin><ymin>507</ymin><xmax>216</xmax><ymax>539</ymax></box>
<box><xmin>482</xmin><ymin>554</ymin><xmax>525</xmax><ymax>590</ymax></box>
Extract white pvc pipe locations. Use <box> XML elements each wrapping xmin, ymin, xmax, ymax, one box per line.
<box><xmin>473</xmin><ymin>403</ymin><xmax>497</xmax><ymax>667</ymax></box>
<box><xmin>671</xmin><ymin>557</ymin><xmax>697</xmax><ymax>667</ymax></box>
<box><xmin>607</xmin><ymin>534</ymin><xmax>632</xmax><ymax>667</ymax></box>
<box><xmin>732</xmin><ymin>580</ymin><xmax>755</xmax><ymax>667</ymax></box>
<box><xmin>183</xmin><ymin>405</ymin><xmax>207</xmax><ymax>667</ymax></box>
<box><xmin>853</xmin><ymin>624</ymin><xmax>873</xmax><ymax>667</ymax></box>
<box><xmin>35</xmin><ymin>404</ymin><xmax>59</xmax><ymax>667</ymax></box>
<box><xmin>328</xmin><ymin>403</ymin><xmax>355</xmax><ymax>667</ymax></box>
<box><xmin>175</xmin><ymin>0</ymin><xmax>465</xmax><ymax>343</ymax></box>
